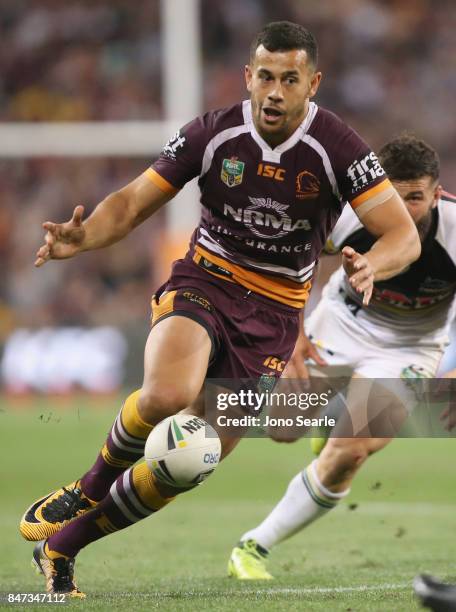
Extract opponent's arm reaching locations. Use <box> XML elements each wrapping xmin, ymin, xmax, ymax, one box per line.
<box><xmin>35</xmin><ymin>173</ymin><xmax>172</xmax><ymax>267</ymax></box>
<box><xmin>287</xmin><ymin>189</ymin><xmax>421</xmax><ymax>378</ymax></box>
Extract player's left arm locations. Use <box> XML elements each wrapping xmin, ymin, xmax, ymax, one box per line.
<box><xmin>332</xmin><ymin>123</ymin><xmax>421</xmax><ymax>304</ymax></box>
<box><xmin>345</xmin><ymin>191</ymin><xmax>421</xmax><ymax>304</ymax></box>
<box><xmin>358</xmin><ymin>191</ymin><xmax>421</xmax><ymax>279</ymax></box>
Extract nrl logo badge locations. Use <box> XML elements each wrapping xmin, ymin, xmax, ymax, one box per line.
<box><xmin>221</xmin><ymin>157</ymin><xmax>245</xmax><ymax>188</ymax></box>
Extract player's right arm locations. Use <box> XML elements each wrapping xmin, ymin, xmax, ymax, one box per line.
<box><xmin>35</xmin><ymin>173</ymin><xmax>174</xmax><ymax>267</ymax></box>
<box><xmin>35</xmin><ymin>113</ymin><xmax>211</xmax><ymax>267</ymax></box>
<box><xmin>36</xmin><ymin>176</ymin><xmax>173</xmax><ymax>265</ymax></box>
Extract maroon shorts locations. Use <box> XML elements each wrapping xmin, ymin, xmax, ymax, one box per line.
<box><xmin>151</xmin><ymin>254</ymin><xmax>300</xmax><ymax>380</ymax></box>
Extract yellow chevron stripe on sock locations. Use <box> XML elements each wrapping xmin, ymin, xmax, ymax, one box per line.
<box><xmin>131</xmin><ymin>462</ymin><xmax>175</xmax><ymax>511</ymax></box>
<box><xmin>45</xmin><ymin>542</ymin><xmax>70</xmax><ymax>560</ymax></box>
<box><xmin>101</xmin><ymin>445</ymin><xmax>134</xmax><ymax>468</ymax></box>
<box><xmin>95</xmin><ymin>513</ymin><xmax>119</xmax><ymax>534</ymax></box>
<box><xmin>121</xmin><ymin>390</ymin><xmax>154</xmax><ymax>439</ymax></box>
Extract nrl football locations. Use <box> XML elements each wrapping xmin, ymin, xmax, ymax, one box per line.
<box><xmin>145</xmin><ymin>414</ymin><xmax>221</xmax><ymax>488</ymax></box>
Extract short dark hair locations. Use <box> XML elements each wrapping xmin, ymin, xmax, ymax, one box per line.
<box><xmin>250</xmin><ymin>21</ymin><xmax>318</xmax><ymax>67</ymax></box>
<box><xmin>379</xmin><ymin>134</ymin><xmax>440</xmax><ymax>182</ymax></box>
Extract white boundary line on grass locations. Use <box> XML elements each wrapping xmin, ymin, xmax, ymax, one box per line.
<box><xmin>240</xmin><ymin>582</ymin><xmax>410</xmax><ymax>595</ymax></box>
<box><xmin>109</xmin><ymin>582</ymin><xmax>411</xmax><ymax>598</ymax></box>
<box><xmin>340</xmin><ymin>502</ymin><xmax>456</xmax><ymax>515</ymax></box>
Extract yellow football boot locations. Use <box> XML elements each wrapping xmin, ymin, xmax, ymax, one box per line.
<box><xmin>32</xmin><ymin>540</ymin><xmax>85</xmax><ymax>598</ymax></box>
<box><xmin>20</xmin><ymin>480</ymin><xmax>97</xmax><ymax>541</ymax></box>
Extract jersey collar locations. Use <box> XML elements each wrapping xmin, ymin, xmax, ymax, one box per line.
<box><xmin>242</xmin><ymin>99</ymin><xmax>318</xmax><ymax>163</ymax></box>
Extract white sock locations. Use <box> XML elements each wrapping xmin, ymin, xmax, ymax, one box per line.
<box><xmin>241</xmin><ymin>460</ymin><xmax>350</xmax><ymax>550</ymax></box>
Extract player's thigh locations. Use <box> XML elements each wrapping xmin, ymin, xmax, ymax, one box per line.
<box><xmin>331</xmin><ymin>372</ymin><xmax>409</xmax><ymax>437</ymax></box>
<box><xmin>356</xmin><ymin>343</ymin><xmax>442</xmax><ymax>380</ymax></box>
<box><xmin>139</xmin><ymin>315</ymin><xmax>212</xmax><ymax>423</ymax></box>
<box><xmin>306</xmin><ymin>296</ymin><xmax>368</xmax><ymax>367</ymax></box>
<box><xmin>354</xmin><ymin>345</ymin><xmax>443</xmax><ymax>432</ymax></box>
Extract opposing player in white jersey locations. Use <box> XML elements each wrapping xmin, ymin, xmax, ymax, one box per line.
<box><xmin>228</xmin><ymin>134</ymin><xmax>456</xmax><ymax>579</ymax></box>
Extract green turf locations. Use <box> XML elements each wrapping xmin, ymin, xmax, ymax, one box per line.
<box><xmin>1</xmin><ymin>397</ymin><xmax>455</xmax><ymax>611</ymax></box>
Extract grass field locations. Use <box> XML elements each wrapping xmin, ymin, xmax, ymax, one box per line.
<box><xmin>1</xmin><ymin>395</ymin><xmax>456</xmax><ymax>611</ymax></box>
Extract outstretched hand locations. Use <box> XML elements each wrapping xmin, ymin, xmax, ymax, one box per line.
<box><xmin>282</xmin><ymin>331</ymin><xmax>327</xmax><ymax>380</ymax></box>
<box><xmin>342</xmin><ymin>246</ymin><xmax>375</xmax><ymax>306</ymax></box>
<box><xmin>35</xmin><ymin>205</ymin><xmax>86</xmax><ymax>267</ymax></box>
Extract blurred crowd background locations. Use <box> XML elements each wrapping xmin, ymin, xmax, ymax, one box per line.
<box><xmin>1</xmin><ymin>0</ymin><xmax>455</xmax><ymax>390</ymax></box>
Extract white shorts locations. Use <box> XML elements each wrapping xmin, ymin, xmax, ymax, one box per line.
<box><xmin>306</xmin><ymin>294</ymin><xmax>444</xmax><ymax>379</ymax></box>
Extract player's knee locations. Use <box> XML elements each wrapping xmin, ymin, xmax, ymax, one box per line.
<box><xmin>364</xmin><ymin>437</ymin><xmax>391</xmax><ymax>456</ymax></box>
<box><xmin>138</xmin><ymin>386</ymin><xmax>195</xmax><ymax>425</ymax></box>
<box><xmin>324</xmin><ymin>438</ymin><xmax>370</xmax><ymax>472</ymax></box>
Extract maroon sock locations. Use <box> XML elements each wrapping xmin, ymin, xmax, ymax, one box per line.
<box><xmin>79</xmin><ymin>391</ymin><xmax>153</xmax><ymax>501</ymax></box>
<box><xmin>48</xmin><ymin>463</ymin><xmax>173</xmax><ymax>558</ymax></box>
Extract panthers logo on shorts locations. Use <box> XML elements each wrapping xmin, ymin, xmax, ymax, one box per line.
<box><xmin>400</xmin><ymin>365</ymin><xmax>433</xmax><ymax>379</ymax></box>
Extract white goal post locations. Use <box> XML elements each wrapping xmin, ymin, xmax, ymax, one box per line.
<box><xmin>0</xmin><ymin>0</ymin><xmax>202</xmax><ymax>231</ymax></box>
<box><xmin>0</xmin><ymin>121</ymin><xmax>175</xmax><ymax>158</ymax></box>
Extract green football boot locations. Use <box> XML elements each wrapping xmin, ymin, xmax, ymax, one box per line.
<box><xmin>228</xmin><ymin>539</ymin><xmax>273</xmax><ymax>580</ymax></box>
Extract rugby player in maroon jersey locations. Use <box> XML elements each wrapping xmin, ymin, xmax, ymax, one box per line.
<box><xmin>22</xmin><ymin>22</ymin><xmax>419</xmax><ymax>596</ymax></box>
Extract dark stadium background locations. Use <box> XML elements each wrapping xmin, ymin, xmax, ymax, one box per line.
<box><xmin>1</xmin><ymin>0</ymin><xmax>455</xmax><ymax>392</ymax></box>
<box><xmin>1</xmin><ymin>3</ymin><xmax>455</xmax><ymax>609</ymax></box>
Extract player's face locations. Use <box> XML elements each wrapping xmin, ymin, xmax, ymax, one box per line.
<box><xmin>245</xmin><ymin>45</ymin><xmax>321</xmax><ymax>147</ymax></box>
<box><xmin>393</xmin><ymin>177</ymin><xmax>441</xmax><ymax>226</ymax></box>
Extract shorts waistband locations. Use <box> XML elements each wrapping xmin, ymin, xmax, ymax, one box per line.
<box><xmin>195</xmin><ymin>256</ymin><xmax>300</xmax><ymax>316</ymax></box>
<box><xmin>339</xmin><ymin>287</ymin><xmax>362</xmax><ymax>316</ymax></box>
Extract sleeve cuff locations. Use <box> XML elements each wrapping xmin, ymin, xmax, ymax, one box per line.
<box><xmin>350</xmin><ymin>178</ymin><xmax>395</xmax><ymax>218</ymax></box>
<box><xmin>144</xmin><ymin>168</ymin><xmax>179</xmax><ymax>195</ymax></box>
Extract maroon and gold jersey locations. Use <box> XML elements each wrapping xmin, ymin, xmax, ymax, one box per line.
<box><xmin>146</xmin><ymin>100</ymin><xmax>394</xmax><ymax>308</ymax></box>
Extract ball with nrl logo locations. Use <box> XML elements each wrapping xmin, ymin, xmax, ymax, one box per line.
<box><xmin>144</xmin><ymin>414</ymin><xmax>221</xmax><ymax>488</ymax></box>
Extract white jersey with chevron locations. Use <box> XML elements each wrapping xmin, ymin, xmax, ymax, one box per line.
<box><xmin>320</xmin><ymin>194</ymin><xmax>456</xmax><ymax>347</ymax></box>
